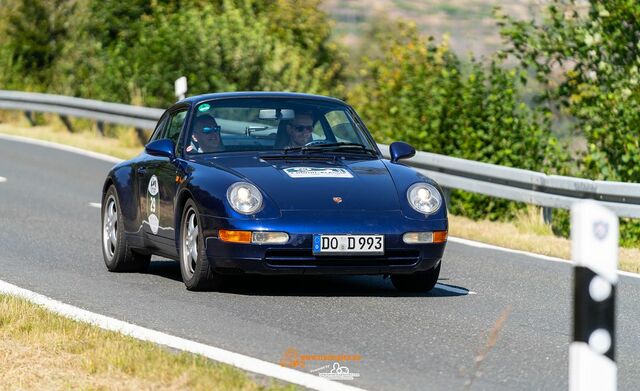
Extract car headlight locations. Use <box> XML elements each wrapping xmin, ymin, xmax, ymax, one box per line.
<box><xmin>407</xmin><ymin>183</ymin><xmax>442</xmax><ymax>215</ymax></box>
<box><xmin>226</xmin><ymin>182</ymin><xmax>263</xmax><ymax>215</ymax></box>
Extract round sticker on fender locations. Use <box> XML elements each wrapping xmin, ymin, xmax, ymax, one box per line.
<box><xmin>147</xmin><ymin>175</ymin><xmax>160</xmax><ymax>234</ymax></box>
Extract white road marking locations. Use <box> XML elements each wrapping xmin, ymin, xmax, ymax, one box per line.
<box><xmin>0</xmin><ymin>279</ymin><xmax>367</xmax><ymax>391</ymax></box>
<box><xmin>89</xmin><ymin>202</ymin><xmax>101</xmax><ymax>208</ymax></box>
<box><xmin>0</xmin><ymin>176</ymin><xmax>6</xmax><ymax>183</ymax></box>
<box><xmin>436</xmin><ymin>283</ymin><xmax>477</xmax><ymax>295</ymax></box>
<box><xmin>448</xmin><ymin>236</ymin><xmax>640</xmax><ymax>280</ymax></box>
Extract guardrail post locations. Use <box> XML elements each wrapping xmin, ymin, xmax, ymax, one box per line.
<box><xmin>23</xmin><ymin>111</ymin><xmax>36</xmax><ymax>126</ymax></box>
<box><xmin>569</xmin><ymin>200</ymin><xmax>618</xmax><ymax>391</ymax></box>
<box><xmin>134</xmin><ymin>128</ymin><xmax>147</xmax><ymax>146</ymax></box>
<box><xmin>96</xmin><ymin>121</ymin><xmax>105</xmax><ymax>136</ymax></box>
<box><xmin>542</xmin><ymin>206</ymin><xmax>553</xmax><ymax>225</ymax></box>
<box><xmin>58</xmin><ymin>115</ymin><xmax>74</xmax><ymax>133</ymax></box>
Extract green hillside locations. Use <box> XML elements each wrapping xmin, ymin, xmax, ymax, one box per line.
<box><xmin>322</xmin><ymin>0</ymin><xmax>544</xmax><ymax>55</ymax></box>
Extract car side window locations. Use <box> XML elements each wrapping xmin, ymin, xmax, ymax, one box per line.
<box><xmin>166</xmin><ymin>110</ymin><xmax>188</xmax><ymax>144</ymax></box>
<box><xmin>311</xmin><ymin>121</ymin><xmax>325</xmax><ymax>141</ymax></box>
<box><xmin>324</xmin><ymin>110</ymin><xmax>362</xmax><ymax>144</ymax></box>
<box><xmin>149</xmin><ymin>114</ymin><xmax>169</xmax><ymax>143</ymax></box>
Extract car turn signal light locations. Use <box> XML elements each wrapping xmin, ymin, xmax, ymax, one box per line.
<box><xmin>219</xmin><ymin>230</ymin><xmax>289</xmax><ymax>244</ymax></box>
<box><xmin>402</xmin><ymin>230</ymin><xmax>448</xmax><ymax>244</ymax></box>
<box><xmin>219</xmin><ymin>230</ymin><xmax>252</xmax><ymax>243</ymax></box>
<box><xmin>433</xmin><ymin>230</ymin><xmax>448</xmax><ymax>243</ymax></box>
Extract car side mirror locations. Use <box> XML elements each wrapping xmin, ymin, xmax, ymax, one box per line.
<box><xmin>389</xmin><ymin>141</ymin><xmax>416</xmax><ymax>163</ymax></box>
<box><xmin>145</xmin><ymin>139</ymin><xmax>175</xmax><ymax>159</ymax></box>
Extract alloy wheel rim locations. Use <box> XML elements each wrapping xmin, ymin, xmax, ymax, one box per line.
<box><xmin>182</xmin><ymin>209</ymin><xmax>198</xmax><ymax>279</ymax></box>
<box><xmin>103</xmin><ymin>196</ymin><xmax>117</xmax><ymax>260</ymax></box>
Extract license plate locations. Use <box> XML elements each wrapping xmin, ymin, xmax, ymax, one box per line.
<box><xmin>313</xmin><ymin>235</ymin><xmax>384</xmax><ymax>255</ymax></box>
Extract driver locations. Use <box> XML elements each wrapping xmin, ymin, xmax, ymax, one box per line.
<box><xmin>285</xmin><ymin>112</ymin><xmax>314</xmax><ymax>148</ymax></box>
<box><xmin>187</xmin><ymin>115</ymin><xmax>223</xmax><ymax>153</ymax></box>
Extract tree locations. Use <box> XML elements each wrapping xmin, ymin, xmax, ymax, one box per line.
<box><xmin>497</xmin><ymin>0</ymin><xmax>640</xmax><ymax>183</ymax></box>
<box><xmin>0</xmin><ymin>0</ymin><xmax>75</xmax><ymax>90</ymax></box>
<box><xmin>348</xmin><ymin>19</ymin><xmax>560</xmax><ymax>219</ymax></box>
<box><xmin>53</xmin><ymin>0</ymin><xmax>346</xmax><ymax>106</ymax></box>
<box><xmin>498</xmin><ymin>0</ymin><xmax>640</xmax><ymax>244</ymax></box>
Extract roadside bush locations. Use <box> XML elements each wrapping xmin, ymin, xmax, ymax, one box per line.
<box><xmin>1</xmin><ymin>0</ymin><xmax>346</xmax><ymax>107</ymax></box>
<box><xmin>498</xmin><ymin>0</ymin><xmax>640</xmax><ymax>183</ymax></box>
<box><xmin>498</xmin><ymin>0</ymin><xmax>640</xmax><ymax>246</ymax></box>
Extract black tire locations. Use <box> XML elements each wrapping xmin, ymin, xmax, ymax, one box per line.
<box><xmin>391</xmin><ymin>262</ymin><xmax>441</xmax><ymax>292</ymax></box>
<box><xmin>179</xmin><ymin>199</ymin><xmax>225</xmax><ymax>291</ymax></box>
<box><xmin>102</xmin><ymin>185</ymin><xmax>151</xmax><ymax>272</ymax></box>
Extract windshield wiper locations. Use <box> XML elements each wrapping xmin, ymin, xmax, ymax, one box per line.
<box><xmin>285</xmin><ymin>142</ymin><xmax>378</xmax><ymax>156</ymax></box>
<box><xmin>259</xmin><ymin>153</ymin><xmax>337</xmax><ymax>161</ymax></box>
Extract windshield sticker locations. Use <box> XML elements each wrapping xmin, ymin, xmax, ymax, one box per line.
<box><xmin>283</xmin><ymin>167</ymin><xmax>353</xmax><ymax>179</ymax></box>
<box><xmin>147</xmin><ymin>175</ymin><xmax>160</xmax><ymax>234</ymax></box>
<box><xmin>197</xmin><ymin>103</ymin><xmax>210</xmax><ymax>112</ymax></box>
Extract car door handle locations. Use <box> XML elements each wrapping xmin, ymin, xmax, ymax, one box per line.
<box><xmin>137</xmin><ymin>167</ymin><xmax>147</xmax><ymax>176</ymax></box>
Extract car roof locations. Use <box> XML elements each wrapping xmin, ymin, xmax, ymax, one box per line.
<box><xmin>179</xmin><ymin>91</ymin><xmax>348</xmax><ymax>106</ymax></box>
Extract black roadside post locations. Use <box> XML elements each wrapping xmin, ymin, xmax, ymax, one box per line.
<box><xmin>570</xmin><ymin>200</ymin><xmax>618</xmax><ymax>391</ymax></box>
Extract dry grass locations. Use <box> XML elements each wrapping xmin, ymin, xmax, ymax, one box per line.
<box><xmin>0</xmin><ymin>295</ymin><xmax>294</xmax><ymax>391</ymax></box>
<box><xmin>449</xmin><ymin>208</ymin><xmax>640</xmax><ymax>274</ymax></box>
<box><xmin>0</xmin><ymin>113</ymin><xmax>142</xmax><ymax>160</ymax></box>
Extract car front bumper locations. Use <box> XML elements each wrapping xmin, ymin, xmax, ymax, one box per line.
<box><xmin>199</xmin><ymin>210</ymin><xmax>447</xmax><ymax>275</ymax></box>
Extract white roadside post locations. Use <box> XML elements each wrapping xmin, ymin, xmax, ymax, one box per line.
<box><xmin>570</xmin><ymin>200</ymin><xmax>618</xmax><ymax>391</ymax></box>
<box><xmin>175</xmin><ymin>76</ymin><xmax>187</xmax><ymax>101</ymax></box>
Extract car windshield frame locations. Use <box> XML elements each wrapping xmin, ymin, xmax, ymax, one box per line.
<box><xmin>182</xmin><ymin>97</ymin><xmax>380</xmax><ymax>157</ymax></box>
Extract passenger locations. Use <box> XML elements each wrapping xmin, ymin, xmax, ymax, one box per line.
<box><xmin>188</xmin><ymin>116</ymin><xmax>223</xmax><ymax>153</ymax></box>
<box><xmin>285</xmin><ymin>112</ymin><xmax>314</xmax><ymax>148</ymax></box>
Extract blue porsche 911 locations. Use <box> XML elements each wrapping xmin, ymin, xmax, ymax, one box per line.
<box><xmin>101</xmin><ymin>92</ymin><xmax>448</xmax><ymax>292</ymax></box>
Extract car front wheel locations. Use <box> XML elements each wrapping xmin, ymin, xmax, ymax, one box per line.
<box><xmin>179</xmin><ymin>199</ymin><xmax>225</xmax><ymax>291</ymax></box>
<box><xmin>391</xmin><ymin>262</ymin><xmax>441</xmax><ymax>292</ymax></box>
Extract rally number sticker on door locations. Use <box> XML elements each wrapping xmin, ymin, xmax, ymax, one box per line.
<box><xmin>147</xmin><ymin>175</ymin><xmax>160</xmax><ymax>234</ymax></box>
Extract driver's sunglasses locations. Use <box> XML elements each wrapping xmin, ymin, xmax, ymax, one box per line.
<box><xmin>201</xmin><ymin>125</ymin><xmax>221</xmax><ymax>134</ymax></box>
<box><xmin>293</xmin><ymin>125</ymin><xmax>313</xmax><ymax>133</ymax></box>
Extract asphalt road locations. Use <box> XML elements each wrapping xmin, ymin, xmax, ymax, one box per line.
<box><xmin>1</xmin><ymin>136</ymin><xmax>639</xmax><ymax>390</ymax></box>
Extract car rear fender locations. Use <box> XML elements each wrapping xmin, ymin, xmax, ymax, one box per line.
<box><xmin>103</xmin><ymin>165</ymin><xmax>141</xmax><ymax>233</ymax></box>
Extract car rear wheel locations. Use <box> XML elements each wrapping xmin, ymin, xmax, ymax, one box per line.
<box><xmin>179</xmin><ymin>199</ymin><xmax>225</xmax><ymax>291</ymax></box>
<box><xmin>391</xmin><ymin>262</ymin><xmax>441</xmax><ymax>292</ymax></box>
<box><xmin>102</xmin><ymin>185</ymin><xmax>151</xmax><ymax>272</ymax></box>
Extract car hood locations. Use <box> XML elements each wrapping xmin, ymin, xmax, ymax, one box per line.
<box><xmin>203</xmin><ymin>155</ymin><xmax>401</xmax><ymax>211</ymax></box>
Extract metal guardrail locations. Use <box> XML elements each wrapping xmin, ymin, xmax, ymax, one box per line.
<box><xmin>2</xmin><ymin>90</ymin><xmax>640</xmax><ymax>218</ymax></box>
<box><xmin>0</xmin><ymin>90</ymin><xmax>162</xmax><ymax>129</ymax></box>
<box><xmin>377</xmin><ymin>145</ymin><xmax>640</xmax><ymax>218</ymax></box>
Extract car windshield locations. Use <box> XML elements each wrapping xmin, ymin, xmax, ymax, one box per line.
<box><xmin>185</xmin><ymin>98</ymin><xmax>377</xmax><ymax>155</ymax></box>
